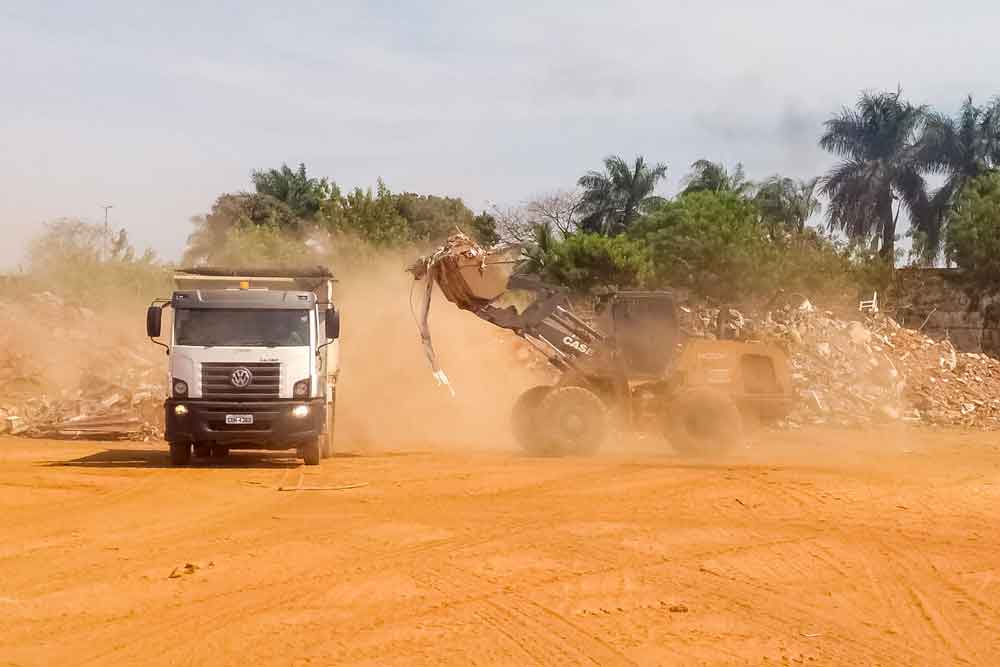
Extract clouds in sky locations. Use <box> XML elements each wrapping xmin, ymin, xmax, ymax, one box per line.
<box><xmin>2</xmin><ymin>0</ymin><xmax>997</xmax><ymax>266</ymax></box>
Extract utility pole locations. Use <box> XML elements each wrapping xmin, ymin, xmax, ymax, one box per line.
<box><xmin>101</xmin><ymin>204</ymin><xmax>113</xmax><ymax>261</ymax></box>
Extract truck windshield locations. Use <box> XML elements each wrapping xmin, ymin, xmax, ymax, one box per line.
<box><xmin>174</xmin><ymin>309</ymin><xmax>310</xmax><ymax>347</ymax></box>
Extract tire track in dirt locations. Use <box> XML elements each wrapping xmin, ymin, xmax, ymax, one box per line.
<box><xmin>876</xmin><ymin>539</ymin><xmax>995</xmax><ymax>663</ymax></box>
<box><xmin>73</xmin><ymin>509</ymin><xmax>574</xmax><ymax>665</ymax></box>
<box><xmin>4</xmin><ymin>464</ymin><xmax>302</xmax><ymax>591</ymax></box>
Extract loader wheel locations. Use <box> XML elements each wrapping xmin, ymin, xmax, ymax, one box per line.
<box><xmin>666</xmin><ymin>388</ymin><xmax>743</xmax><ymax>456</ymax></box>
<box><xmin>537</xmin><ymin>386</ymin><xmax>608</xmax><ymax>456</ymax></box>
<box><xmin>302</xmin><ymin>437</ymin><xmax>321</xmax><ymax>466</ymax></box>
<box><xmin>169</xmin><ymin>442</ymin><xmax>192</xmax><ymax>466</ymax></box>
<box><xmin>511</xmin><ymin>386</ymin><xmax>551</xmax><ymax>453</ymax></box>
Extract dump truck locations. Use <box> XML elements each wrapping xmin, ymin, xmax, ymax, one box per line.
<box><xmin>146</xmin><ymin>269</ymin><xmax>340</xmax><ymax>466</ymax></box>
<box><xmin>410</xmin><ymin>234</ymin><xmax>793</xmax><ymax>455</ymax></box>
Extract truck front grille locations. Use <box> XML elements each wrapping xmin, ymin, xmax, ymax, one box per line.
<box><xmin>201</xmin><ymin>362</ymin><xmax>280</xmax><ymax>400</ymax></box>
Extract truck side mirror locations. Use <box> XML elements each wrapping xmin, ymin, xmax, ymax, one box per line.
<box><xmin>325</xmin><ymin>309</ymin><xmax>341</xmax><ymax>340</ymax></box>
<box><xmin>146</xmin><ymin>305</ymin><xmax>163</xmax><ymax>338</ymax></box>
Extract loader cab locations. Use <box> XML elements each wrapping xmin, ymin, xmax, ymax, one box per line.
<box><xmin>596</xmin><ymin>291</ymin><xmax>680</xmax><ymax>378</ymax></box>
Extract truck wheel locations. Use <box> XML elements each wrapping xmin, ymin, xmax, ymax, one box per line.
<box><xmin>665</xmin><ymin>388</ymin><xmax>743</xmax><ymax>456</ymax></box>
<box><xmin>511</xmin><ymin>386</ymin><xmax>551</xmax><ymax>454</ymax></box>
<box><xmin>193</xmin><ymin>444</ymin><xmax>212</xmax><ymax>458</ymax></box>
<box><xmin>321</xmin><ymin>398</ymin><xmax>336</xmax><ymax>459</ymax></box>
<box><xmin>169</xmin><ymin>443</ymin><xmax>191</xmax><ymax>466</ymax></box>
<box><xmin>537</xmin><ymin>386</ymin><xmax>607</xmax><ymax>456</ymax></box>
<box><xmin>302</xmin><ymin>438</ymin><xmax>321</xmax><ymax>466</ymax></box>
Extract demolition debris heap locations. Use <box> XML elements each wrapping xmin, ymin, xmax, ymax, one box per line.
<box><xmin>0</xmin><ymin>292</ymin><xmax>164</xmax><ymax>439</ymax></box>
<box><xmin>4</xmin><ymin>284</ymin><xmax>1000</xmax><ymax>440</ymax></box>
<box><xmin>684</xmin><ymin>301</ymin><xmax>1000</xmax><ymax>429</ymax></box>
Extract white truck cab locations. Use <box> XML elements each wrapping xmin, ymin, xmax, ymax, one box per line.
<box><xmin>146</xmin><ymin>269</ymin><xmax>339</xmax><ymax>466</ymax></box>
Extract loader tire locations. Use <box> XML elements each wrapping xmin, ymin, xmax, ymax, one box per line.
<box><xmin>511</xmin><ymin>386</ymin><xmax>551</xmax><ymax>454</ymax></box>
<box><xmin>537</xmin><ymin>386</ymin><xmax>608</xmax><ymax>456</ymax></box>
<box><xmin>169</xmin><ymin>442</ymin><xmax>191</xmax><ymax>466</ymax></box>
<box><xmin>666</xmin><ymin>388</ymin><xmax>743</xmax><ymax>456</ymax></box>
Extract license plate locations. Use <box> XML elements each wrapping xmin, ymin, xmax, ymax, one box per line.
<box><xmin>225</xmin><ymin>414</ymin><xmax>254</xmax><ymax>425</ymax></box>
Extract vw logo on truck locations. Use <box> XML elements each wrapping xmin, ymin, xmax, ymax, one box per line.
<box><xmin>230</xmin><ymin>367</ymin><xmax>254</xmax><ymax>388</ymax></box>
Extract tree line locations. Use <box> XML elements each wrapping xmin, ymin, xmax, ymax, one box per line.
<box><xmin>22</xmin><ymin>88</ymin><xmax>1000</xmax><ymax>306</ymax></box>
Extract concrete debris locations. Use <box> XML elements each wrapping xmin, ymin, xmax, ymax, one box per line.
<box><xmin>0</xmin><ymin>293</ymin><xmax>165</xmax><ymax>441</ymax></box>
<box><xmin>683</xmin><ymin>301</ymin><xmax>1000</xmax><ymax>429</ymax></box>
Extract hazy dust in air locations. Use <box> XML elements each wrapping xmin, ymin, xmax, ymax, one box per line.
<box><xmin>328</xmin><ymin>250</ymin><xmax>550</xmax><ymax>453</ymax></box>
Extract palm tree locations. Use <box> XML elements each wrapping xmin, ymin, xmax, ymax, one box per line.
<box><xmin>916</xmin><ymin>96</ymin><xmax>1000</xmax><ymax>257</ymax></box>
<box><xmin>755</xmin><ymin>176</ymin><xmax>822</xmax><ymax>235</ymax></box>
<box><xmin>251</xmin><ymin>163</ymin><xmax>331</xmax><ymax>219</ymax></box>
<box><xmin>577</xmin><ymin>155</ymin><xmax>668</xmax><ymax>235</ymax></box>
<box><xmin>819</xmin><ymin>90</ymin><xmax>929</xmax><ymax>261</ymax></box>
<box><xmin>520</xmin><ymin>221</ymin><xmax>558</xmax><ymax>275</ymax></box>
<box><xmin>681</xmin><ymin>160</ymin><xmax>754</xmax><ymax>197</ymax></box>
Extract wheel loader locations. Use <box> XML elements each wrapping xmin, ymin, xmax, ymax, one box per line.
<box><xmin>409</xmin><ymin>234</ymin><xmax>793</xmax><ymax>456</ymax></box>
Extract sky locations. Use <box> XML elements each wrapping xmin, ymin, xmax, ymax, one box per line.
<box><xmin>2</xmin><ymin>0</ymin><xmax>999</xmax><ymax>268</ymax></box>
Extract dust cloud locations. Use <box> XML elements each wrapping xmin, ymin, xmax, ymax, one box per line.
<box><xmin>331</xmin><ymin>252</ymin><xmax>550</xmax><ymax>452</ymax></box>
<box><xmin>1</xmin><ymin>239</ymin><xmax>552</xmax><ymax>451</ymax></box>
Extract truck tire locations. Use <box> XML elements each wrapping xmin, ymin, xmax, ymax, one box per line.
<box><xmin>302</xmin><ymin>438</ymin><xmax>321</xmax><ymax>466</ymax></box>
<box><xmin>169</xmin><ymin>442</ymin><xmax>191</xmax><ymax>466</ymax></box>
<box><xmin>321</xmin><ymin>396</ymin><xmax>336</xmax><ymax>459</ymax></box>
<box><xmin>665</xmin><ymin>388</ymin><xmax>743</xmax><ymax>456</ymax></box>
<box><xmin>537</xmin><ymin>386</ymin><xmax>608</xmax><ymax>456</ymax></box>
<box><xmin>193</xmin><ymin>444</ymin><xmax>212</xmax><ymax>458</ymax></box>
<box><xmin>511</xmin><ymin>386</ymin><xmax>551</xmax><ymax>454</ymax></box>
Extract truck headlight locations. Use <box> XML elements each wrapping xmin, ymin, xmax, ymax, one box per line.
<box><xmin>173</xmin><ymin>380</ymin><xmax>188</xmax><ymax>397</ymax></box>
<box><xmin>291</xmin><ymin>405</ymin><xmax>310</xmax><ymax>419</ymax></box>
<box><xmin>174</xmin><ymin>404</ymin><xmax>189</xmax><ymax>417</ymax></box>
<box><xmin>293</xmin><ymin>380</ymin><xmax>310</xmax><ymax>397</ymax></box>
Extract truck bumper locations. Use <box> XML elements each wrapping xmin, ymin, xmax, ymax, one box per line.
<box><xmin>165</xmin><ymin>399</ymin><xmax>326</xmax><ymax>450</ymax></box>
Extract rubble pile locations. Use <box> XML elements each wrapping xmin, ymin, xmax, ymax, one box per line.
<box><xmin>0</xmin><ymin>293</ymin><xmax>164</xmax><ymax>440</ymax></box>
<box><xmin>690</xmin><ymin>300</ymin><xmax>1000</xmax><ymax>429</ymax></box>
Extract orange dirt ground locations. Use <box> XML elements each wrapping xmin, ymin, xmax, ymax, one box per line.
<box><xmin>2</xmin><ymin>427</ymin><xmax>999</xmax><ymax>666</ymax></box>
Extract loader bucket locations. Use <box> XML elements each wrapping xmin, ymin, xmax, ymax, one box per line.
<box><xmin>411</xmin><ymin>233</ymin><xmax>522</xmax><ymax>311</ymax></box>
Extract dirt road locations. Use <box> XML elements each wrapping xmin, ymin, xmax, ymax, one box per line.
<box><xmin>2</xmin><ymin>427</ymin><xmax>1000</xmax><ymax>666</ymax></box>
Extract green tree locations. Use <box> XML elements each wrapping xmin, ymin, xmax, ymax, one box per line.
<box><xmin>27</xmin><ymin>219</ymin><xmax>168</xmax><ymax>306</ymax></box>
<box><xmin>469</xmin><ymin>212</ymin><xmax>500</xmax><ymax>246</ymax></box>
<box><xmin>629</xmin><ymin>191</ymin><xmax>768</xmax><ymax>300</ymax></box>
<box><xmin>917</xmin><ymin>96</ymin><xmax>1000</xmax><ymax>257</ymax></box>
<box><xmin>680</xmin><ymin>160</ymin><xmax>754</xmax><ymax>197</ymax></box>
<box><xmin>754</xmin><ymin>176</ymin><xmax>822</xmax><ymax>236</ymax></box>
<box><xmin>944</xmin><ymin>172</ymin><xmax>1000</xmax><ymax>283</ymax></box>
<box><xmin>321</xmin><ymin>179</ymin><xmax>410</xmax><ymax>245</ymax></box>
<box><xmin>251</xmin><ymin>163</ymin><xmax>331</xmax><ymax>219</ymax></box>
<box><xmin>577</xmin><ymin>155</ymin><xmax>667</xmax><ymax>235</ymax></box>
<box><xmin>209</xmin><ymin>223</ymin><xmax>325</xmax><ymax>269</ymax></box>
<box><xmin>539</xmin><ymin>233</ymin><xmax>649</xmax><ymax>290</ymax></box>
<box><xmin>185</xmin><ymin>193</ymin><xmax>298</xmax><ymax>265</ymax></box>
<box><xmin>819</xmin><ymin>89</ymin><xmax>929</xmax><ymax>262</ymax></box>
<box><xmin>393</xmin><ymin>193</ymin><xmax>474</xmax><ymax>241</ymax></box>
<box><xmin>519</xmin><ymin>222</ymin><xmax>558</xmax><ymax>275</ymax></box>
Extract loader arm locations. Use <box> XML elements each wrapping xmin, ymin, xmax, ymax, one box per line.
<box><xmin>471</xmin><ymin>275</ymin><xmax>609</xmax><ymax>374</ymax></box>
<box><xmin>408</xmin><ymin>232</ymin><xmax>617</xmax><ymax>386</ymax></box>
